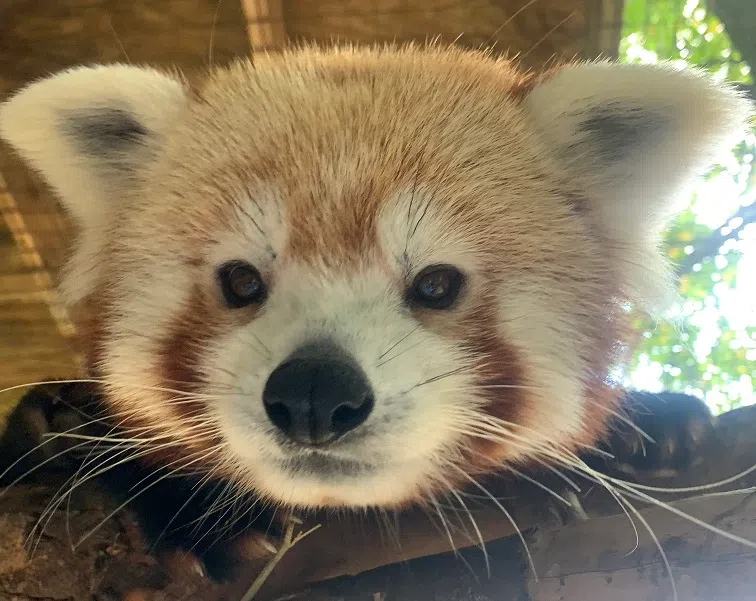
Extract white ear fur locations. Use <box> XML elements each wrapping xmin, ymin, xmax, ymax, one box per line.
<box><xmin>0</xmin><ymin>64</ymin><xmax>188</xmax><ymax>230</ymax></box>
<box><xmin>525</xmin><ymin>61</ymin><xmax>753</xmax><ymax>309</ymax></box>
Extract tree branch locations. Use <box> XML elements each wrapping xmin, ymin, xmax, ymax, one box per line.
<box><xmin>708</xmin><ymin>0</ymin><xmax>756</xmax><ymax>91</ymax></box>
<box><xmin>708</xmin><ymin>0</ymin><xmax>756</xmax><ymax>58</ymax></box>
<box><xmin>3</xmin><ymin>404</ymin><xmax>756</xmax><ymax>601</ymax></box>
<box><xmin>676</xmin><ymin>202</ymin><xmax>756</xmax><ymax>275</ymax></box>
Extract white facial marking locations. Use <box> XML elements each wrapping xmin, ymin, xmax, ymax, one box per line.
<box><xmin>1</xmin><ymin>48</ymin><xmax>750</xmax><ymax>511</ymax></box>
<box><xmin>207</xmin><ymin>264</ymin><xmax>477</xmax><ymax>507</ymax></box>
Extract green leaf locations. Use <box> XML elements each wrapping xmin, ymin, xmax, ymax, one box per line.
<box><xmin>620</xmin><ymin>0</ymin><xmax>754</xmax><ymax>412</ymax></box>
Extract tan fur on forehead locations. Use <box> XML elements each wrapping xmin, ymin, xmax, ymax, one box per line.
<box><xmin>168</xmin><ymin>44</ymin><xmax>555</xmax><ymax>266</ymax></box>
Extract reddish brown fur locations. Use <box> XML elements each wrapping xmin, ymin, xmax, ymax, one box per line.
<box><xmin>5</xmin><ymin>44</ymin><xmax>742</xmax><ymax>511</ymax></box>
<box><xmin>508</xmin><ymin>66</ymin><xmax>564</xmax><ymax>104</ymax></box>
<box><xmin>462</xmin><ymin>302</ymin><xmax>529</xmax><ymax>472</ymax></box>
<box><xmin>159</xmin><ymin>286</ymin><xmax>217</xmax><ymax>396</ymax></box>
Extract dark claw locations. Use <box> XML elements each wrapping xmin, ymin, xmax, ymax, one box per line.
<box><xmin>600</xmin><ymin>391</ymin><xmax>716</xmax><ymax>479</ymax></box>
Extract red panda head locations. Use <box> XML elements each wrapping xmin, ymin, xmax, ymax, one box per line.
<box><xmin>1</xmin><ymin>45</ymin><xmax>750</xmax><ymax>509</ymax></box>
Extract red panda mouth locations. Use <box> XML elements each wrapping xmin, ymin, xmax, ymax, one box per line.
<box><xmin>280</xmin><ymin>452</ymin><xmax>379</xmax><ymax>479</ymax></box>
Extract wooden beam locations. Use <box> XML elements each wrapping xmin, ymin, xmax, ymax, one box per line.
<box><xmin>0</xmin><ymin>173</ymin><xmax>78</xmax><ymax>343</ymax></box>
<box><xmin>241</xmin><ymin>0</ymin><xmax>287</xmax><ymax>52</ymax></box>
<box><xmin>583</xmin><ymin>0</ymin><xmax>624</xmax><ymax>60</ymax></box>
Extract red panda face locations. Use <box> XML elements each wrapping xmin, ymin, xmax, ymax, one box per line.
<box><xmin>1</xmin><ymin>45</ymin><xmax>750</xmax><ymax>509</ymax></box>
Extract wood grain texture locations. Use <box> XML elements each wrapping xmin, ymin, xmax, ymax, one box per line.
<box><xmin>527</xmin><ymin>492</ymin><xmax>756</xmax><ymax>601</ymax></box>
<box><xmin>0</xmin><ymin>0</ymin><xmax>250</xmax><ymax>397</ymax></box>
<box><xmin>283</xmin><ymin>0</ymin><xmax>587</xmax><ymax>69</ymax></box>
<box><xmin>242</xmin><ymin>0</ymin><xmax>287</xmax><ymax>50</ymax></box>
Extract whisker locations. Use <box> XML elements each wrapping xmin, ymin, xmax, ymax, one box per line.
<box><xmin>203</xmin><ymin>484</ymin><xmax>263</xmax><ymax>552</ymax></box>
<box><xmin>0</xmin><ymin>379</ymin><xmax>105</xmax><ymax>395</ymax></box>
<box><xmin>530</xmin><ymin>456</ymin><xmax>583</xmax><ymax>493</ymax></box>
<box><xmin>580</xmin><ymin>399</ymin><xmax>657</xmax><ymax>444</ymax></box>
<box><xmin>427</xmin><ymin>492</ymin><xmax>460</xmax><ymax>556</ymax></box>
<box><xmin>413</xmin><ymin>367</ymin><xmax>468</xmax><ymax>388</ymax></box>
<box><xmin>433</xmin><ymin>383</ymin><xmax>546</xmax><ymax>393</ymax></box>
<box><xmin>28</xmin><ymin>442</ymin><xmax>140</xmax><ymax>554</ymax></box>
<box><xmin>0</xmin><ymin>379</ymin><xmax>233</xmax><ymax>402</ymax></box>
<box><xmin>36</xmin><ymin>432</ymin><xmax>219</xmax><ymax>529</ymax></box>
<box><xmin>376</xmin><ymin>336</ymin><xmax>431</xmax><ymax>369</ymax></box>
<box><xmin>375</xmin><ymin>325</ymin><xmax>421</xmax><ymax>361</ymax></box>
<box><xmin>149</xmin><ymin>468</ymin><xmax>227</xmax><ymax>550</ymax></box>
<box><xmin>484</xmin><ymin>0</ymin><xmax>540</xmax><ymax>46</ymax></box>
<box><xmin>410</xmin><ymin>188</ymin><xmax>434</xmax><ymax>240</ymax></box>
<box><xmin>606</xmin><ymin>461</ymin><xmax>756</xmax><ymax>496</ymax></box>
<box><xmin>447</xmin><ymin>485</ymin><xmax>491</xmax><ymax>577</ymax></box>
<box><xmin>126</xmin><ymin>441</ymin><xmax>222</xmax><ymax>496</ymax></box>
<box><xmin>454</xmin><ymin>491</ymin><xmax>517</xmax><ymax>503</ymax></box>
<box><xmin>552</xmin><ymin>455</ymin><xmax>641</xmax><ymax>556</ymax></box>
<box><xmin>615</xmin><ymin>491</ymin><xmax>678</xmax><ymax>601</ymax></box>
<box><xmin>188</xmin><ymin>479</ymin><xmax>237</xmax><ymax>551</ymax></box>
<box><xmin>503</xmin><ymin>465</ymin><xmax>572</xmax><ymax>506</ymax></box>
<box><xmin>403</xmin><ymin>136</ymin><xmax>431</xmax><ymax>257</ymax></box>
<box><xmin>520</xmin><ymin>11</ymin><xmax>575</xmax><ymax>60</ymax></box>
<box><xmin>603</xmin><ymin>475</ymin><xmax>756</xmax><ymax>550</ymax></box>
<box><xmin>533</xmin><ymin>451</ymin><xmax>756</xmax><ymax>555</ymax></box>
<box><xmin>451</xmin><ymin>465</ymin><xmax>539</xmax><ymax>581</ymax></box>
<box><xmin>424</xmin><ymin>492</ymin><xmax>482</xmax><ymax>580</ymax></box>
<box><xmin>104</xmin><ymin>14</ymin><xmax>130</xmax><ymax>63</ymax></box>
<box><xmin>0</xmin><ymin>411</ymin><xmax>136</xmax><ymax>488</ymax></box>
<box><xmin>443</xmin><ymin>430</ymin><xmax>575</xmax><ymax>505</ymax></box>
<box><xmin>75</xmin><ymin>447</ymin><xmax>221</xmax><ymax>548</ymax></box>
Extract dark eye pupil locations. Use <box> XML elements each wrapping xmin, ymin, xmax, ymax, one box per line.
<box><xmin>410</xmin><ymin>265</ymin><xmax>464</xmax><ymax>310</ymax></box>
<box><xmin>229</xmin><ymin>267</ymin><xmax>260</xmax><ymax>298</ymax></box>
<box><xmin>218</xmin><ymin>261</ymin><xmax>266</xmax><ymax>308</ymax></box>
<box><xmin>419</xmin><ymin>272</ymin><xmax>449</xmax><ymax>299</ymax></box>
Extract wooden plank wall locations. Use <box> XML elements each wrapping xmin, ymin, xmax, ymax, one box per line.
<box><xmin>0</xmin><ymin>178</ymin><xmax>81</xmax><ymax>416</ymax></box>
<box><xmin>0</xmin><ymin>0</ymin><xmax>251</xmax><ymax>411</ymax></box>
<box><xmin>283</xmin><ymin>0</ymin><xmax>587</xmax><ymax>69</ymax></box>
<box><xmin>242</xmin><ymin>0</ymin><xmax>287</xmax><ymax>50</ymax></box>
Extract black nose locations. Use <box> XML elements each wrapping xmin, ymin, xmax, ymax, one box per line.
<box><xmin>262</xmin><ymin>343</ymin><xmax>374</xmax><ymax>445</ymax></box>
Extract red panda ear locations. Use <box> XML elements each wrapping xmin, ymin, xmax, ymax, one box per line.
<box><xmin>0</xmin><ymin>64</ymin><xmax>188</xmax><ymax>231</ymax></box>
<box><xmin>525</xmin><ymin>62</ymin><xmax>752</xmax><ymax>236</ymax></box>
<box><xmin>524</xmin><ymin>61</ymin><xmax>753</xmax><ymax>310</ymax></box>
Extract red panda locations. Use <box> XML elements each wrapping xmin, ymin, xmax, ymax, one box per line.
<box><xmin>0</xmin><ymin>44</ymin><xmax>750</xmax><ymax>519</ymax></box>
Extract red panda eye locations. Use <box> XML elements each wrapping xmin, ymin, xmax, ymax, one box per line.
<box><xmin>409</xmin><ymin>265</ymin><xmax>465</xmax><ymax>310</ymax></box>
<box><xmin>217</xmin><ymin>261</ymin><xmax>267</xmax><ymax>308</ymax></box>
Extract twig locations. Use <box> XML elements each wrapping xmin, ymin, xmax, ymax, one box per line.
<box><xmin>240</xmin><ymin>517</ymin><xmax>322</xmax><ymax>601</ymax></box>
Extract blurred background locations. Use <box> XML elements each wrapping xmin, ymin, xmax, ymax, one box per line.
<box><xmin>0</xmin><ymin>0</ymin><xmax>753</xmax><ymax>416</ymax></box>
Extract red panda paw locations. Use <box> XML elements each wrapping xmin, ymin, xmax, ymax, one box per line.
<box><xmin>0</xmin><ymin>380</ymin><xmax>106</xmax><ymax>485</ymax></box>
<box><xmin>95</xmin><ymin>549</ymin><xmax>223</xmax><ymax>601</ymax></box>
<box><xmin>604</xmin><ymin>391</ymin><xmax>717</xmax><ymax>480</ymax></box>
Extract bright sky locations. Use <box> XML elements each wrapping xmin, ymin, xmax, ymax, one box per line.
<box><xmin>622</xmin><ymin>33</ymin><xmax>756</xmax><ymax>410</ymax></box>
<box><xmin>629</xmin><ymin>161</ymin><xmax>756</xmax><ymax>409</ymax></box>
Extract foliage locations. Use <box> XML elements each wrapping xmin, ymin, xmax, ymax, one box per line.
<box><xmin>620</xmin><ymin>0</ymin><xmax>755</xmax><ymax>412</ymax></box>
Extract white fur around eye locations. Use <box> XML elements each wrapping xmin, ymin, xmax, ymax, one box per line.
<box><xmin>203</xmin><ymin>265</ymin><xmax>478</xmax><ymax>508</ymax></box>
